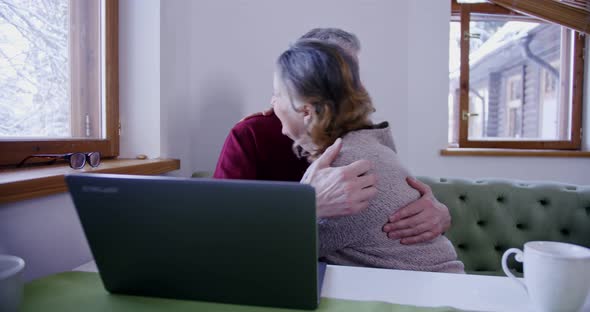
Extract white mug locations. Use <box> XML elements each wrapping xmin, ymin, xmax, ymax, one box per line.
<box><xmin>502</xmin><ymin>241</ymin><xmax>590</xmax><ymax>312</ymax></box>
<box><xmin>0</xmin><ymin>255</ymin><xmax>25</xmax><ymax>312</ymax></box>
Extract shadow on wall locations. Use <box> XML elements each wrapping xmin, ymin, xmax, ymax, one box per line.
<box><xmin>0</xmin><ymin>193</ymin><xmax>92</xmax><ymax>281</ymax></box>
<box><xmin>191</xmin><ymin>73</ymin><xmax>244</xmax><ymax>175</ymax></box>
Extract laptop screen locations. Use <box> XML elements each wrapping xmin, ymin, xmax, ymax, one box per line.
<box><xmin>66</xmin><ymin>173</ymin><xmax>322</xmax><ymax>310</ymax></box>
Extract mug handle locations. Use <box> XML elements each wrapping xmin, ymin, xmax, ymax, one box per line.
<box><xmin>501</xmin><ymin>248</ymin><xmax>527</xmax><ymax>293</ymax></box>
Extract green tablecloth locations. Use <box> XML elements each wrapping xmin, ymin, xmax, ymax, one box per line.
<box><xmin>22</xmin><ymin>272</ymin><xmax>460</xmax><ymax>312</ymax></box>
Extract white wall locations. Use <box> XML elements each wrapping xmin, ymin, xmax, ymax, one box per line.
<box><xmin>160</xmin><ymin>0</ymin><xmax>193</xmax><ymax>177</ymax></box>
<box><xmin>160</xmin><ymin>0</ymin><xmax>411</xmax><ymax>177</ymax></box>
<box><xmin>119</xmin><ymin>0</ymin><xmax>161</xmax><ymax>159</ymax></box>
<box><xmin>584</xmin><ymin>39</ymin><xmax>590</xmax><ymax>151</ymax></box>
<box><xmin>0</xmin><ymin>194</ymin><xmax>91</xmax><ymax>281</ymax></box>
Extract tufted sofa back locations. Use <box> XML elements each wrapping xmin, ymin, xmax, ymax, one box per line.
<box><xmin>418</xmin><ymin>177</ymin><xmax>590</xmax><ymax>276</ymax></box>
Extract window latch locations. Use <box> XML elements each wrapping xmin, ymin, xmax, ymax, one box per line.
<box><xmin>462</xmin><ymin>110</ymin><xmax>480</xmax><ymax>120</ymax></box>
<box><xmin>463</xmin><ymin>31</ymin><xmax>481</xmax><ymax>40</ymax></box>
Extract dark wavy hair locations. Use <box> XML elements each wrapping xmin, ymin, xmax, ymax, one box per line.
<box><xmin>276</xmin><ymin>39</ymin><xmax>374</xmax><ymax>160</ymax></box>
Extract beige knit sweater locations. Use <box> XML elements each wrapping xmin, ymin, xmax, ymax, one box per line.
<box><xmin>313</xmin><ymin>123</ymin><xmax>464</xmax><ymax>273</ymax></box>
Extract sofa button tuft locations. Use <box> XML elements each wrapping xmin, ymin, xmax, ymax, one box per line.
<box><xmin>459</xmin><ymin>195</ymin><xmax>467</xmax><ymax>201</ymax></box>
<box><xmin>440</xmin><ymin>178</ymin><xmax>447</xmax><ymax>183</ymax></box>
<box><xmin>516</xmin><ymin>223</ymin><xmax>526</xmax><ymax>230</ymax></box>
<box><xmin>457</xmin><ymin>243</ymin><xmax>466</xmax><ymax>250</ymax></box>
<box><xmin>560</xmin><ymin>229</ymin><xmax>570</xmax><ymax>236</ymax></box>
<box><xmin>494</xmin><ymin>245</ymin><xmax>503</xmax><ymax>252</ymax></box>
<box><xmin>476</xmin><ymin>220</ymin><xmax>486</xmax><ymax>226</ymax></box>
<box><xmin>539</xmin><ymin>199</ymin><xmax>549</xmax><ymax>206</ymax></box>
<box><xmin>497</xmin><ymin>196</ymin><xmax>505</xmax><ymax>203</ymax></box>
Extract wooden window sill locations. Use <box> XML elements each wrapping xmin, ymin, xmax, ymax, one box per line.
<box><xmin>441</xmin><ymin>148</ymin><xmax>590</xmax><ymax>158</ymax></box>
<box><xmin>0</xmin><ymin>158</ymin><xmax>180</xmax><ymax>204</ymax></box>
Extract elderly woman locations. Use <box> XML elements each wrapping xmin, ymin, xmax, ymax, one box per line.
<box><xmin>271</xmin><ymin>39</ymin><xmax>464</xmax><ymax>273</ymax></box>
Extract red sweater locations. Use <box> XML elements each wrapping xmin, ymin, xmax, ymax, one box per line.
<box><xmin>213</xmin><ymin>113</ymin><xmax>310</xmax><ymax>182</ymax></box>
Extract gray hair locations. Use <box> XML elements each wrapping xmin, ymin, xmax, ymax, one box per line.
<box><xmin>299</xmin><ymin>28</ymin><xmax>361</xmax><ymax>57</ymax></box>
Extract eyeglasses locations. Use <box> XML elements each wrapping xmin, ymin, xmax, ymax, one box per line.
<box><xmin>17</xmin><ymin>152</ymin><xmax>101</xmax><ymax>169</ymax></box>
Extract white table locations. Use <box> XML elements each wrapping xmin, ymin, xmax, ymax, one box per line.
<box><xmin>74</xmin><ymin>262</ymin><xmax>590</xmax><ymax>312</ymax></box>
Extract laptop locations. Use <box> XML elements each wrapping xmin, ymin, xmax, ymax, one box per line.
<box><xmin>66</xmin><ymin>173</ymin><xmax>326</xmax><ymax>310</ymax></box>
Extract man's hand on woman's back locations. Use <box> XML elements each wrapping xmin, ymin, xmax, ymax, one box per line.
<box><xmin>382</xmin><ymin>177</ymin><xmax>452</xmax><ymax>245</ymax></box>
<box><xmin>239</xmin><ymin>107</ymin><xmax>274</xmax><ymax>122</ymax></box>
<box><xmin>301</xmin><ymin>138</ymin><xmax>378</xmax><ymax>218</ymax></box>
<box><xmin>302</xmin><ymin>138</ymin><xmax>452</xmax><ymax>244</ymax></box>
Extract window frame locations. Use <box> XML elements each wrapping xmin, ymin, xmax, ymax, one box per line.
<box><xmin>0</xmin><ymin>0</ymin><xmax>119</xmax><ymax>166</ymax></box>
<box><xmin>453</xmin><ymin>1</ymin><xmax>585</xmax><ymax>150</ymax></box>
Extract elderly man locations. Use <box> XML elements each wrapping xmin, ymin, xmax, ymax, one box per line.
<box><xmin>214</xmin><ymin>28</ymin><xmax>450</xmax><ymax>244</ymax></box>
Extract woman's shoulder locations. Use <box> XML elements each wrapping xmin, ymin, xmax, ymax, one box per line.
<box><xmin>334</xmin><ymin>123</ymin><xmax>413</xmax><ymax>177</ymax></box>
<box><xmin>335</xmin><ymin>137</ymin><xmax>400</xmax><ymax>171</ymax></box>
<box><xmin>339</xmin><ymin>123</ymin><xmax>396</xmax><ymax>155</ymax></box>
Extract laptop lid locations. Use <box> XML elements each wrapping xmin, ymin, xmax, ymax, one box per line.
<box><xmin>66</xmin><ymin>173</ymin><xmax>321</xmax><ymax>310</ymax></box>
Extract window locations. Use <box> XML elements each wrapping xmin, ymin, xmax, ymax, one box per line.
<box><xmin>507</xmin><ymin>75</ymin><xmax>522</xmax><ymax>103</ymax></box>
<box><xmin>543</xmin><ymin>65</ymin><xmax>558</xmax><ymax>95</ymax></box>
<box><xmin>0</xmin><ymin>0</ymin><xmax>118</xmax><ymax>166</ymax></box>
<box><xmin>449</xmin><ymin>1</ymin><xmax>585</xmax><ymax>149</ymax></box>
<box><xmin>467</xmin><ymin>88</ymin><xmax>487</xmax><ymax>139</ymax></box>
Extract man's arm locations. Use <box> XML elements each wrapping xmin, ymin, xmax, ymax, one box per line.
<box><xmin>382</xmin><ymin>177</ymin><xmax>452</xmax><ymax>245</ymax></box>
<box><xmin>304</xmin><ymin>138</ymin><xmax>451</xmax><ymax>243</ymax></box>
<box><xmin>301</xmin><ymin>138</ymin><xmax>378</xmax><ymax>218</ymax></box>
<box><xmin>213</xmin><ymin>124</ymin><xmax>257</xmax><ymax>179</ymax></box>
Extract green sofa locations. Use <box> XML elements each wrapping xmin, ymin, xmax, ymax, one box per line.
<box><xmin>418</xmin><ymin>177</ymin><xmax>590</xmax><ymax>276</ymax></box>
<box><xmin>194</xmin><ymin>172</ymin><xmax>590</xmax><ymax>275</ymax></box>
